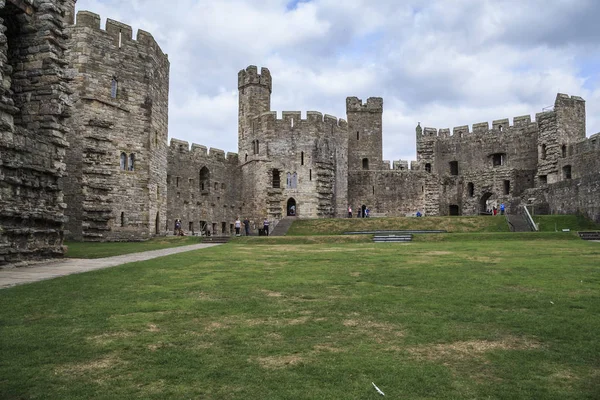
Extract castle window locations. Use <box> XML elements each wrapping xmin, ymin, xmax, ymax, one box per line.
<box><xmin>118</xmin><ymin>29</ymin><xmax>122</xmax><ymax>48</ymax></box>
<box><xmin>128</xmin><ymin>154</ymin><xmax>135</xmax><ymax>171</ymax></box>
<box><xmin>309</xmin><ymin>169</ymin><xmax>312</xmax><ymax>181</ymax></box>
<box><xmin>357</xmin><ymin>131</ymin><xmax>360</xmax><ymax>140</ymax></box>
<box><xmin>291</xmin><ymin>172</ymin><xmax>298</xmax><ymax>189</ymax></box>
<box><xmin>189</xmin><ymin>221</ymin><xmax>194</xmax><ymax>233</ymax></box>
<box><xmin>492</xmin><ymin>153</ymin><xmax>506</xmax><ymax>167</ymax></box>
<box><xmin>189</xmin><ymin>178</ymin><xmax>194</xmax><ymax>187</ymax></box>
<box><xmin>253</xmin><ymin>140</ymin><xmax>260</xmax><ymax>155</ymax></box>
<box><xmin>154</xmin><ymin>132</ymin><xmax>159</xmax><ymax>146</ymax></box>
<box><xmin>245</xmin><ymin>153</ymin><xmax>248</xmax><ymax>162</ymax></box>
<box><xmin>498</xmin><ymin>125</ymin><xmax>503</xmax><ymax>132</ymax></box>
<box><xmin>111</xmin><ymin>78</ymin><xmax>118</xmax><ymax>99</ymax></box>
<box><xmin>214</xmin><ymin>182</ymin><xmax>218</xmax><ymax>190</ymax></box>
<box><xmin>561</xmin><ymin>144</ymin><xmax>567</xmax><ymax>158</ymax></box>
<box><xmin>362</xmin><ymin>158</ymin><xmax>369</xmax><ymax>170</ymax></box>
<box><xmin>120</xmin><ymin>212</ymin><xmax>125</xmax><ymax>227</ymax></box>
<box><xmin>221</xmin><ymin>183</ymin><xmax>225</xmax><ymax>190</ymax></box>
<box><xmin>372</xmin><ymin>186</ymin><xmax>375</xmax><ymax>195</ymax></box>
<box><xmin>449</xmin><ymin>161</ymin><xmax>459</xmax><ymax>176</ymax></box>
<box><xmin>425</xmin><ymin>163</ymin><xmax>431</xmax><ymax>173</ymax></box>
<box><xmin>562</xmin><ymin>165</ymin><xmax>572</xmax><ymax>180</ymax></box>
<box><xmin>541</xmin><ymin>144</ymin><xmax>547</xmax><ymax>160</ymax></box>
<box><xmin>503</xmin><ymin>180</ymin><xmax>510</xmax><ymax>195</ymax></box>
<box><xmin>301</xmin><ymin>151</ymin><xmax>304</xmax><ymax>166</ymax></box>
<box><xmin>272</xmin><ymin>169</ymin><xmax>281</xmax><ymax>189</ymax></box>
<box><xmin>539</xmin><ymin>175</ymin><xmax>547</xmax><ymax>185</ymax></box>
<box><xmin>287</xmin><ymin>172</ymin><xmax>292</xmax><ymax>188</ymax></box>
<box><xmin>120</xmin><ymin>152</ymin><xmax>127</xmax><ymax>170</ymax></box>
<box><xmin>176</xmin><ymin>177</ymin><xmax>180</xmax><ymax>187</ymax></box>
<box><xmin>167</xmin><ymin>175</ymin><xmax>171</xmax><ymax>185</ymax></box>
<box><xmin>467</xmin><ymin>182</ymin><xmax>474</xmax><ymax>197</ymax></box>
<box><xmin>200</xmin><ymin>167</ymin><xmax>209</xmax><ymax>191</ymax></box>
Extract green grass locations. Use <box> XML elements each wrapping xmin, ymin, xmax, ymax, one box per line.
<box><xmin>533</xmin><ymin>214</ymin><xmax>600</xmax><ymax>232</ymax></box>
<box><xmin>65</xmin><ymin>236</ymin><xmax>201</xmax><ymax>258</ymax></box>
<box><xmin>288</xmin><ymin>216</ymin><xmax>511</xmax><ymax>236</ymax></box>
<box><xmin>1</xmin><ymin>239</ymin><xmax>599</xmax><ymax>399</ymax></box>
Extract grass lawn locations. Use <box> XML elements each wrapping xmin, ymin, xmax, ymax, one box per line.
<box><xmin>64</xmin><ymin>236</ymin><xmax>202</xmax><ymax>259</ymax></box>
<box><xmin>1</xmin><ymin>238</ymin><xmax>599</xmax><ymax>399</ymax></box>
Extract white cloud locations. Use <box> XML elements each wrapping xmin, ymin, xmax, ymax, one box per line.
<box><xmin>75</xmin><ymin>0</ymin><xmax>600</xmax><ymax>161</ymax></box>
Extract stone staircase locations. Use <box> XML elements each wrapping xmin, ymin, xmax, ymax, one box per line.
<box><xmin>506</xmin><ymin>213</ymin><xmax>533</xmax><ymax>232</ymax></box>
<box><xmin>373</xmin><ymin>234</ymin><xmax>413</xmax><ymax>243</ymax></box>
<box><xmin>578</xmin><ymin>231</ymin><xmax>600</xmax><ymax>241</ymax></box>
<box><xmin>200</xmin><ymin>236</ymin><xmax>231</xmax><ymax>244</ymax></box>
<box><xmin>270</xmin><ymin>217</ymin><xmax>296</xmax><ymax>236</ymax></box>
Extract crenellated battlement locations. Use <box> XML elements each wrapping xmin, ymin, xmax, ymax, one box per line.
<box><xmin>417</xmin><ymin>114</ymin><xmax>538</xmax><ymax>140</ymax></box>
<box><xmin>73</xmin><ymin>11</ymin><xmax>168</xmax><ymax>64</ymax></box>
<box><xmin>238</xmin><ymin>65</ymin><xmax>272</xmax><ymax>92</ymax></box>
<box><xmin>252</xmin><ymin>110</ymin><xmax>348</xmax><ymax>131</ymax></box>
<box><xmin>169</xmin><ymin>139</ymin><xmax>238</xmax><ymax>163</ymax></box>
<box><xmin>346</xmin><ymin>97</ymin><xmax>383</xmax><ymax>113</ymax></box>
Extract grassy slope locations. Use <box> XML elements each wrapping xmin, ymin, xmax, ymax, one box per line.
<box><xmin>65</xmin><ymin>236</ymin><xmax>201</xmax><ymax>259</ymax></box>
<box><xmin>1</xmin><ymin>239</ymin><xmax>599</xmax><ymax>399</ymax></box>
<box><xmin>288</xmin><ymin>215</ymin><xmax>600</xmax><ymax>236</ymax></box>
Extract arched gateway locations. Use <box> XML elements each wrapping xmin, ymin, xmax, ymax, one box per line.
<box><xmin>287</xmin><ymin>198</ymin><xmax>297</xmax><ymax>217</ymax></box>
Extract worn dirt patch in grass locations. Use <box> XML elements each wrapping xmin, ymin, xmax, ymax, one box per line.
<box><xmin>261</xmin><ymin>289</ymin><xmax>283</xmax><ymax>297</ymax></box>
<box><xmin>343</xmin><ymin>318</ymin><xmax>404</xmax><ymax>343</ymax></box>
<box><xmin>55</xmin><ymin>353</ymin><xmax>125</xmax><ymax>377</ymax></box>
<box><xmin>407</xmin><ymin>336</ymin><xmax>541</xmax><ymax>361</ymax></box>
<box><xmin>147</xmin><ymin>324</ymin><xmax>160</xmax><ymax>332</ymax></box>
<box><xmin>88</xmin><ymin>331</ymin><xmax>135</xmax><ymax>345</ymax></box>
<box><xmin>255</xmin><ymin>355</ymin><xmax>304</xmax><ymax>369</ymax></box>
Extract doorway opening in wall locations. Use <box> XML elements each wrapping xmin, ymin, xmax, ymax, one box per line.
<box><xmin>120</xmin><ymin>212</ymin><xmax>125</xmax><ymax>227</ymax></box>
<box><xmin>449</xmin><ymin>205</ymin><xmax>460</xmax><ymax>216</ymax></box>
<box><xmin>287</xmin><ymin>198</ymin><xmax>297</xmax><ymax>216</ymax></box>
<box><xmin>221</xmin><ymin>222</ymin><xmax>227</xmax><ymax>235</ymax></box>
<box><xmin>189</xmin><ymin>221</ymin><xmax>194</xmax><ymax>235</ymax></box>
<box><xmin>212</xmin><ymin>223</ymin><xmax>217</xmax><ymax>235</ymax></box>
<box><xmin>479</xmin><ymin>192</ymin><xmax>494</xmax><ymax>215</ymax></box>
<box><xmin>155</xmin><ymin>213</ymin><xmax>160</xmax><ymax>234</ymax></box>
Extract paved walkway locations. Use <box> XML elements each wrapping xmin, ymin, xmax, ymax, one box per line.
<box><xmin>0</xmin><ymin>243</ymin><xmax>221</xmax><ymax>289</ymax></box>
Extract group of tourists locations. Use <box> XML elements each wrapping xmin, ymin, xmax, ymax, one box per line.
<box><xmin>488</xmin><ymin>202</ymin><xmax>506</xmax><ymax>216</ymax></box>
<box><xmin>234</xmin><ymin>217</ymin><xmax>271</xmax><ymax>236</ymax></box>
<box><xmin>348</xmin><ymin>205</ymin><xmax>370</xmax><ymax>218</ymax></box>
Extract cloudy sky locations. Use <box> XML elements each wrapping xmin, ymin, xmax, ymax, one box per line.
<box><xmin>76</xmin><ymin>0</ymin><xmax>600</xmax><ymax>161</ymax></box>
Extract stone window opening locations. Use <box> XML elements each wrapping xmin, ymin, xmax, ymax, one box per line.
<box><xmin>118</xmin><ymin>29</ymin><xmax>123</xmax><ymax>48</ymax></box>
<box><xmin>301</xmin><ymin>151</ymin><xmax>304</xmax><ymax>165</ymax></box>
<box><xmin>449</xmin><ymin>205</ymin><xmax>460</xmax><ymax>216</ymax></box>
<box><xmin>449</xmin><ymin>161</ymin><xmax>459</xmax><ymax>176</ymax></box>
<box><xmin>357</xmin><ymin>131</ymin><xmax>360</xmax><ymax>140</ymax></box>
<box><xmin>111</xmin><ymin>77</ymin><xmax>118</xmax><ymax>99</ymax></box>
<box><xmin>272</xmin><ymin>169</ymin><xmax>281</xmax><ymax>189</ymax></box>
<box><xmin>492</xmin><ymin>153</ymin><xmax>506</xmax><ymax>167</ymax></box>
<box><xmin>503</xmin><ymin>180</ymin><xmax>510</xmax><ymax>195</ymax></box>
<box><xmin>222</xmin><ymin>222</ymin><xmax>227</xmax><ymax>235</ymax></box>
<box><xmin>539</xmin><ymin>175</ymin><xmax>547</xmax><ymax>185</ymax></box>
<box><xmin>189</xmin><ymin>221</ymin><xmax>194</xmax><ymax>234</ymax></box>
<box><xmin>362</xmin><ymin>158</ymin><xmax>369</xmax><ymax>170</ymax></box>
<box><xmin>425</xmin><ymin>163</ymin><xmax>431</xmax><ymax>173</ymax></box>
<box><xmin>120</xmin><ymin>152</ymin><xmax>127</xmax><ymax>170</ymax></box>
<box><xmin>287</xmin><ymin>172</ymin><xmax>292</xmax><ymax>188</ymax></box>
<box><xmin>309</xmin><ymin>169</ymin><xmax>312</xmax><ymax>181</ymax></box>
<box><xmin>561</xmin><ymin>144</ymin><xmax>567</xmax><ymax>158</ymax></box>
<box><xmin>467</xmin><ymin>182</ymin><xmax>474</xmax><ymax>197</ymax></box>
<box><xmin>155</xmin><ymin>213</ymin><xmax>160</xmax><ymax>234</ymax></box>
<box><xmin>498</xmin><ymin>125</ymin><xmax>503</xmax><ymax>132</ymax></box>
<box><xmin>290</xmin><ymin>118</ymin><xmax>294</xmax><ymax>128</ymax></box>
<box><xmin>372</xmin><ymin>186</ymin><xmax>375</xmax><ymax>195</ymax></box>
<box><xmin>167</xmin><ymin>175</ymin><xmax>171</xmax><ymax>184</ymax></box>
<box><xmin>176</xmin><ymin>177</ymin><xmax>180</xmax><ymax>187</ymax></box>
<box><xmin>245</xmin><ymin>153</ymin><xmax>248</xmax><ymax>162</ymax></box>
<box><xmin>120</xmin><ymin>212</ymin><xmax>125</xmax><ymax>227</ymax></box>
<box><xmin>200</xmin><ymin>167</ymin><xmax>209</xmax><ymax>191</ymax></box>
<box><xmin>292</xmin><ymin>172</ymin><xmax>298</xmax><ymax>189</ymax></box>
<box><xmin>189</xmin><ymin>178</ymin><xmax>194</xmax><ymax>187</ymax></box>
<box><xmin>541</xmin><ymin>144</ymin><xmax>547</xmax><ymax>160</ymax></box>
<box><xmin>128</xmin><ymin>153</ymin><xmax>135</xmax><ymax>171</ymax></box>
<box><xmin>221</xmin><ymin>183</ymin><xmax>225</xmax><ymax>190</ymax></box>
<box><xmin>563</xmin><ymin>165</ymin><xmax>572</xmax><ymax>180</ymax></box>
<box><xmin>214</xmin><ymin>182</ymin><xmax>218</xmax><ymax>190</ymax></box>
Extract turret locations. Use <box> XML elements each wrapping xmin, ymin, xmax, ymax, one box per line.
<box><xmin>238</xmin><ymin>66</ymin><xmax>272</xmax><ymax>156</ymax></box>
<box><xmin>64</xmin><ymin>0</ymin><xmax>77</xmax><ymax>25</ymax></box>
<box><xmin>346</xmin><ymin>96</ymin><xmax>383</xmax><ymax>170</ymax></box>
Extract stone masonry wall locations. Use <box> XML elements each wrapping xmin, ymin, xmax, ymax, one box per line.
<box><xmin>0</xmin><ymin>0</ymin><xmax>73</xmax><ymax>265</ymax></box>
<box><xmin>63</xmin><ymin>10</ymin><xmax>169</xmax><ymax>241</ymax></box>
<box><xmin>167</xmin><ymin>140</ymin><xmax>242</xmax><ymax>235</ymax></box>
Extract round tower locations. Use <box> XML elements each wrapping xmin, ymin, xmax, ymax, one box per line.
<box><xmin>238</xmin><ymin>66</ymin><xmax>271</xmax><ymax>157</ymax></box>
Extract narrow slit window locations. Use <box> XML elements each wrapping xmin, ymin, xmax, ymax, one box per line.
<box><xmin>503</xmin><ymin>180</ymin><xmax>510</xmax><ymax>195</ymax></box>
<box><xmin>111</xmin><ymin>78</ymin><xmax>118</xmax><ymax>99</ymax></box>
<box><xmin>118</xmin><ymin>29</ymin><xmax>122</xmax><ymax>48</ymax></box>
<box><xmin>449</xmin><ymin>161</ymin><xmax>459</xmax><ymax>176</ymax></box>
<box><xmin>309</xmin><ymin>169</ymin><xmax>312</xmax><ymax>181</ymax></box>
<box><xmin>120</xmin><ymin>152</ymin><xmax>127</xmax><ymax>170</ymax></box>
<box><xmin>120</xmin><ymin>212</ymin><xmax>125</xmax><ymax>227</ymax></box>
<box><xmin>301</xmin><ymin>151</ymin><xmax>304</xmax><ymax>166</ymax></box>
<box><xmin>541</xmin><ymin>144</ymin><xmax>547</xmax><ymax>160</ymax></box>
<box><xmin>362</xmin><ymin>158</ymin><xmax>369</xmax><ymax>170</ymax></box>
<box><xmin>292</xmin><ymin>172</ymin><xmax>298</xmax><ymax>189</ymax></box>
<box><xmin>467</xmin><ymin>182</ymin><xmax>474</xmax><ymax>197</ymax></box>
<box><xmin>128</xmin><ymin>153</ymin><xmax>135</xmax><ymax>171</ymax></box>
<box><xmin>561</xmin><ymin>144</ymin><xmax>567</xmax><ymax>158</ymax></box>
<box><xmin>425</xmin><ymin>163</ymin><xmax>431</xmax><ymax>173</ymax></box>
<box><xmin>563</xmin><ymin>165</ymin><xmax>572</xmax><ymax>180</ymax></box>
<box><xmin>357</xmin><ymin>131</ymin><xmax>359</xmax><ymax>140</ymax></box>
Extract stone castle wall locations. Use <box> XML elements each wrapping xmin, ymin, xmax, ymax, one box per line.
<box><xmin>167</xmin><ymin>140</ymin><xmax>242</xmax><ymax>235</ymax></box>
<box><xmin>62</xmin><ymin>10</ymin><xmax>169</xmax><ymax>241</ymax></box>
<box><xmin>0</xmin><ymin>0</ymin><xmax>73</xmax><ymax>265</ymax></box>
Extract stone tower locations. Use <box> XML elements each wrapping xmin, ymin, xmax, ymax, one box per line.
<box><xmin>238</xmin><ymin>66</ymin><xmax>271</xmax><ymax>158</ymax></box>
<box><xmin>346</xmin><ymin>97</ymin><xmax>383</xmax><ymax>171</ymax></box>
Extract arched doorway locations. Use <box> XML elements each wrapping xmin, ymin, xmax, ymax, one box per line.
<box><xmin>155</xmin><ymin>212</ymin><xmax>160</xmax><ymax>234</ymax></box>
<box><xmin>287</xmin><ymin>198</ymin><xmax>297</xmax><ymax>216</ymax></box>
<box><xmin>480</xmin><ymin>192</ymin><xmax>494</xmax><ymax>214</ymax></box>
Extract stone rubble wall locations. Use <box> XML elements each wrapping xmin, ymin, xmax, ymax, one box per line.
<box><xmin>0</xmin><ymin>0</ymin><xmax>73</xmax><ymax>265</ymax></box>
<box><xmin>62</xmin><ymin>10</ymin><xmax>169</xmax><ymax>241</ymax></box>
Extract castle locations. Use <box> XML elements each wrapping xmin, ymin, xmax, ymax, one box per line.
<box><xmin>0</xmin><ymin>1</ymin><xmax>599</xmax><ymax>265</ymax></box>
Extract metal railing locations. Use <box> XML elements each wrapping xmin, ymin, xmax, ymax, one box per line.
<box><xmin>522</xmin><ymin>205</ymin><xmax>538</xmax><ymax>231</ymax></box>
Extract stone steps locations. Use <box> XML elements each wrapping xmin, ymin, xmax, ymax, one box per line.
<box><xmin>373</xmin><ymin>234</ymin><xmax>413</xmax><ymax>243</ymax></box>
<box><xmin>506</xmin><ymin>214</ymin><xmax>533</xmax><ymax>232</ymax></box>
<box><xmin>200</xmin><ymin>236</ymin><xmax>231</xmax><ymax>244</ymax></box>
<box><xmin>578</xmin><ymin>231</ymin><xmax>600</xmax><ymax>241</ymax></box>
<box><xmin>270</xmin><ymin>217</ymin><xmax>296</xmax><ymax>236</ymax></box>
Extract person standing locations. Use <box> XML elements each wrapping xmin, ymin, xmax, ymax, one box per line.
<box><xmin>235</xmin><ymin>217</ymin><xmax>241</xmax><ymax>236</ymax></box>
<box><xmin>263</xmin><ymin>218</ymin><xmax>270</xmax><ymax>236</ymax></box>
<box><xmin>500</xmin><ymin>203</ymin><xmax>505</xmax><ymax>215</ymax></box>
<box><xmin>348</xmin><ymin>205</ymin><xmax>352</xmax><ymax>218</ymax></box>
<box><xmin>243</xmin><ymin>217</ymin><xmax>250</xmax><ymax>236</ymax></box>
